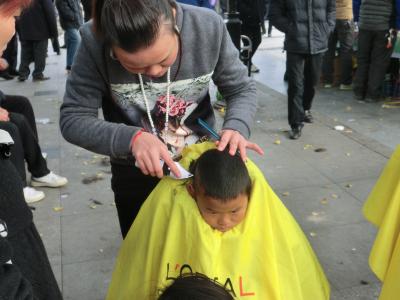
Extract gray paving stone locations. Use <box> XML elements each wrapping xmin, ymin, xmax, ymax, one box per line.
<box><xmin>61</xmin><ymin>210</ymin><xmax>121</xmax><ymax>265</ymax></box>
<box><xmin>62</xmin><ymin>258</ymin><xmax>115</xmax><ymax>300</ymax></box>
<box><xmin>276</xmin><ymin>184</ymin><xmax>365</xmax><ymax>232</ymax></box>
<box><xmin>306</xmin><ymin>222</ymin><xmax>379</xmax><ymax>291</ymax></box>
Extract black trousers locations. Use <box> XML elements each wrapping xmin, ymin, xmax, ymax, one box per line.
<box><xmin>353</xmin><ymin>29</ymin><xmax>393</xmax><ymax>99</ymax></box>
<box><xmin>18</xmin><ymin>40</ymin><xmax>48</xmax><ymax>79</ymax></box>
<box><xmin>286</xmin><ymin>52</ymin><xmax>323</xmax><ymax>128</ymax></box>
<box><xmin>241</xmin><ymin>23</ymin><xmax>262</xmax><ymax>65</ymax></box>
<box><xmin>0</xmin><ymin>95</ymin><xmax>49</xmax><ymax>185</ymax></box>
<box><xmin>322</xmin><ymin>19</ymin><xmax>354</xmax><ymax>85</ymax></box>
<box><xmin>111</xmin><ymin>163</ymin><xmax>160</xmax><ymax>238</ymax></box>
<box><xmin>0</xmin><ymin>34</ymin><xmax>18</xmax><ymax>73</ymax></box>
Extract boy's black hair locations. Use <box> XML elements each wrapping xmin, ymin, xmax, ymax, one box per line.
<box><xmin>159</xmin><ymin>273</ymin><xmax>234</xmax><ymax>300</ymax></box>
<box><xmin>189</xmin><ymin>149</ymin><xmax>252</xmax><ymax>201</ymax></box>
<box><xmin>93</xmin><ymin>0</ymin><xmax>177</xmax><ymax>52</ymax></box>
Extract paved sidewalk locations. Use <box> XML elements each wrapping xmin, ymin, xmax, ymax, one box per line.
<box><xmin>0</xmin><ymin>38</ymin><xmax>396</xmax><ymax>299</ymax></box>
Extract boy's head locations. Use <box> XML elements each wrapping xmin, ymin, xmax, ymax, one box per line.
<box><xmin>187</xmin><ymin>149</ymin><xmax>251</xmax><ymax>232</ymax></box>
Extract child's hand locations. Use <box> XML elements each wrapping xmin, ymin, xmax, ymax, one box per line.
<box><xmin>0</xmin><ymin>108</ymin><xmax>9</xmax><ymax>122</ymax></box>
<box><xmin>216</xmin><ymin>129</ymin><xmax>264</xmax><ymax>161</ymax></box>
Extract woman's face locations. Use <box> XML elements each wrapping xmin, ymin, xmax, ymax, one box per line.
<box><xmin>112</xmin><ymin>25</ymin><xmax>179</xmax><ymax>78</ymax></box>
<box><xmin>0</xmin><ymin>7</ymin><xmax>20</xmax><ymax>56</ymax></box>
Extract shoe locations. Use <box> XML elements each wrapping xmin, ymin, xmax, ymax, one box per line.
<box><xmin>18</xmin><ymin>76</ymin><xmax>27</xmax><ymax>82</ymax></box>
<box><xmin>23</xmin><ymin>187</ymin><xmax>45</xmax><ymax>204</ymax></box>
<box><xmin>251</xmin><ymin>64</ymin><xmax>260</xmax><ymax>73</ymax></box>
<box><xmin>283</xmin><ymin>72</ymin><xmax>288</xmax><ymax>82</ymax></box>
<box><xmin>323</xmin><ymin>83</ymin><xmax>333</xmax><ymax>88</ymax></box>
<box><xmin>31</xmin><ymin>171</ymin><xmax>68</xmax><ymax>188</ymax></box>
<box><xmin>339</xmin><ymin>84</ymin><xmax>352</xmax><ymax>90</ymax></box>
<box><xmin>32</xmin><ymin>75</ymin><xmax>50</xmax><ymax>82</ymax></box>
<box><xmin>0</xmin><ymin>72</ymin><xmax>15</xmax><ymax>80</ymax></box>
<box><xmin>289</xmin><ymin>125</ymin><xmax>303</xmax><ymax>140</ymax></box>
<box><xmin>268</xmin><ymin>33</ymin><xmax>272</xmax><ymax>37</ymax></box>
<box><xmin>304</xmin><ymin>110</ymin><xmax>314</xmax><ymax>123</ymax></box>
<box><xmin>60</xmin><ymin>44</ymin><xmax>66</xmax><ymax>49</ymax></box>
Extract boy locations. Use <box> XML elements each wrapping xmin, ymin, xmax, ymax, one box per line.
<box><xmin>187</xmin><ymin>149</ymin><xmax>251</xmax><ymax>232</ymax></box>
<box><xmin>107</xmin><ymin>143</ymin><xmax>329</xmax><ymax>300</ymax></box>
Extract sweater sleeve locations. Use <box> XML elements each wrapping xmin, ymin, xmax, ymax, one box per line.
<box><xmin>41</xmin><ymin>0</ymin><xmax>58</xmax><ymax>38</ymax></box>
<box><xmin>59</xmin><ymin>25</ymin><xmax>139</xmax><ymax>159</ymax></box>
<box><xmin>211</xmin><ymin>17</ymin><xmax>257</xmax><ymax>139</ymax></box>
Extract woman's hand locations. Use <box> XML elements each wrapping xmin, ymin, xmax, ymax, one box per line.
<box><xmin>131</xmin><ymin>131</ymin><xmax>180</xmax><ymax>178</ymax></box>
<box><xmin>0</xmin><ymin>108</ymin><xmax>9</xmax><ymax>122</ymax></box>
<box><xmin>216</xmin><ymin>129</ymin><xmax>264</xmax><ymax>161</ymax></box>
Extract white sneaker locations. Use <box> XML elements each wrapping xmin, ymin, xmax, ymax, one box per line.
<box><xmin>23</xmin><ymin>187</ymin><xmax>45</xmax><ymax>204</ymax></box>
<box><xmin>31</xmin><ymin>171</ymin><xmax>68</xmax><ymax>188</ymax></box>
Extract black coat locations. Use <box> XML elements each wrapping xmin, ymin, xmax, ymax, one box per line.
<box><xmin>56</xmin><ymin>0</ymin><xmax>84</xmax><ymax>30</ymax></box>
<box><xmin>238</xmin><ymin>0</ymin><xmax>267</xmax><ymax>26</ymax></box>
<box><xmin>270</xmin><ymin>0</ymin><xmax>336</xmax><ymax>54</ymax></box>
<box><xmin>17</xmin><ymin>0</ymin><xmax>58</xmax><ymax>41</ymax></box>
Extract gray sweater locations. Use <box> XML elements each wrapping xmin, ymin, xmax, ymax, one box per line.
<box><xmin>60</xmin><ymin>3</ymin><xmax>257</xmax><ymax>165</ymax></box>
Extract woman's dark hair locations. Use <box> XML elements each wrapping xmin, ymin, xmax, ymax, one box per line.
<box><xmin>189</xmin><ymin>149</ymin><xmax>252</xmax><ymax>201</ymax></box>
<box><xmin>93</xmin><ymin>0</ymin><xmax>177</xmax><ymax>52</ymax></box>
<box><xmin>159</xmin><ymin>273</ymin><xmax>234</xmax><ymax>300</ymax></box>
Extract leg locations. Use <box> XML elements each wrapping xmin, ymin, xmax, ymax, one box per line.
<box><xmin>286</xmin><ymin>52</ymin><xmax>306</xmax><ymax>129</ymax></box>
<box><xmin>8</xmin><ymin>113</ymin><xmax>49</xmax><ymax>178</ymax></box>
<box><xmin>322</xmin><ymin>24</ymin><xmax>338</xmax><ymax>85</ymax></box>
<box><xmin>241</xmin><ymin>24</ymin><xmax>262</xmax><ymax>67</ymax></box>
<box><xmin>337</xmin><ymin>19</ymin><xmax>354</xmax><ymax>85</ymax></box>
<box><xmin>1</xmin><ymin>95</ymin><xmax>38</xmax><ymax>139</ymax></box>
<box><xmin>0</xmin><ymin>121</ymin><xmax>27</xmax><ymax>185</ymax></box>
<box><xmin>32</xmin><ymin>40</ymin><xmax>48</xmax><ymax>79</ymax></box>
<box><xmin>367</xmin><ymin>30</ymin><xmax>393</xmax><ymax>99</ymax></box>
<box><xmin>4</xmin><ymin>34</ymin><xmax>18</xmax><ymax>73</ymax></box>
<box><xmin>111</xmin><ymin>163</ymin><xmax>160</xmax><ymax>238</ymax></box>
<box><xmin>303</xmin><ymin>53</ymin><xmax>323</xmax><ymax>111</ymax></box>
<box><xmin>65</xmin><ymin>28</ymin><xmax>81</xmax><ymax>69</ymax></box>
<box><xmin>18</xmin><ymin>41</ymin><xmax>33</xmax><ymax>79</ymax></box>
<box><xmin>353</xmin><ymin>30</ymin><xmax>373</xmax><ymax>98</ymax></box>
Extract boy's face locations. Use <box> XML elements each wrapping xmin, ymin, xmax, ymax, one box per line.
<box><xmin>188</xmin><ymin>185</ymin><xmax>249</xmax><ymax>232</ymax></box>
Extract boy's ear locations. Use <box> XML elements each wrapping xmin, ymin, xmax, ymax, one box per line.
<box><xmin>186</xmin><ymin>182</ymin><xmax>195</xmax><ymax>198</ymax></box>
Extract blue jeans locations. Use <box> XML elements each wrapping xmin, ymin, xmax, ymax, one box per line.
<box><xmin>65</xmin><ymin>28</ymin><xmax>81</xmax><ymax>68</ymax></box>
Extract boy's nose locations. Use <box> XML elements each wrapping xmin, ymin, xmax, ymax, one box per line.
<box><xmin>145</xmin><ymin>65</ymin><xmax>165</xmax><ymax>78</ymax></box>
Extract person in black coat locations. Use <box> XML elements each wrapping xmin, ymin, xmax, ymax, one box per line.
<box><xmin>270</xmin><ymin>0</ymin><xmax>336</xmax><ymax>139</ymax></box>
<box><xmin>238</xmin><ymin>0</ymin><xmax>267</xmax><ymax>73</ymax></box>
<box><xmin>0</xmin><ymin>131</ymin><xmax>63</xmax><ymax>300</ymax></box>
<box><xmin>16</xmin><ymin>0</ymin><xmax>58</xmax><ymax>82</ymax></box>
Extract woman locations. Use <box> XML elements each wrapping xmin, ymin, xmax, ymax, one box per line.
<box><xmin>60</xmin><ymin>0</ymin><xmax>264</xmax><ymax>237</ymax></box>
<box><xmin>0</xmin><ymin>1</ymin><xmax>63</xmax><ymax>298</ymax></box>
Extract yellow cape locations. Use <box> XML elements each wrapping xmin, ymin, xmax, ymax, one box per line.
<box><xmin>107</xmin><ymin>142</ymin><xmax>330</xmax><ymax>300</ymax></box>
<box><xmin>363</xmin><ymin>145</ymin><xmax>400</xmax><ymax>300</ymax></box>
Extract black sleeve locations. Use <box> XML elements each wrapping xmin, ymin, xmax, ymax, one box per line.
<box><xmin>42</xmin><ymin>0</ymin><xmax>59</xmax><ymax>38</ymax></box>
<box><xmin>269</xmin><ymin>0</ymin><xmax>290</xmax><ymax>33</ymax></box>
<box><xmin>0</xmin><ymin>228</ymin><xmax>35</xmax><ymax>300</ymax></box>
<box><xmin>56</xmin><ymin>0</ymin><xmax>75</xmax><ymax>22</ymax></box>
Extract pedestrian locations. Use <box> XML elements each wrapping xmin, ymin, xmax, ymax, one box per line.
<box><xmin>352</xmin><ymin>0</ymin><xmax>396</xmax><ymax>102</ymax></box>
<box><xmin>56</xmin><ymin>0</ymin><xmax>83</xmax><ymax>72</ymax></box>
<box><xmin>16</xmin><ymin>0</ymin><xmax>58</xmax><ymax>82</ymax></box>
<box><xmin>322</xmin><ymin>0</ymin><xmax>355</xmax><ymax>90</ymax></box>
<box><xmin>238</xmin><ymin>0</ymin><xmax>267</xmax><ymax>73</ymax></box>
<box><xmin>270</xmin><ymin>0</ymin><xmax>336</xmax><ymax>139</ymax></box>
<box><xmin>60</xmin><ymin>0</ymin><xmax>264</xmax><ymax>238</ymax></box>
<box><xmin>0</xmin><ymin>0</ymin><xmax>63</xmax><ymax>298</ymax></box>
<box><xmin>0</xmin><ymin>90</ymin><xmax>68</xmax><ymax>203</ymax></box>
